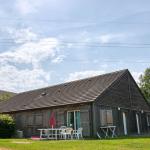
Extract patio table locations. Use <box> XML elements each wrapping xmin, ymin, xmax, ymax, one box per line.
<box><xmin>38</xmin><ymin>128</ymin><xmax>62</xmax><ymax>140</ymax></box>
<box><xmin>99</xmin><ymin>126</ymin><xmax>116</xmax><ymax>138</ymax></box>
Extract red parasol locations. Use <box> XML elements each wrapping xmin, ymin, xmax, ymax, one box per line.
<box><xmin>49</xmin><ymin>112</ymin><xmax>56</xmax><ymax>128</ymax></box>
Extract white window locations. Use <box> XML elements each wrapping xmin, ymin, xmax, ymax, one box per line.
<box><xmin>100</xmin><ymin>109</ymin><xmax>113</xmax><ymax>126</ymax></box>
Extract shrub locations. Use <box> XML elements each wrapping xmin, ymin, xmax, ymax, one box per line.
<box><xmin>0</xmin><ymin>114</ymin><xmax>15</xmax><ymax>138</ymax></box>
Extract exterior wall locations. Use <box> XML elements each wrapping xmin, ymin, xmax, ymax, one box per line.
<box><xmin>92</xmin><ymin>104</ymin><xmax>149</xmax><ymax>137</ymax></box>
<box><xmin>92</xmin><ymin>71</ymin><xmax>150</xmax><ymax>136</ymax></box>
<box><xmin>12</xmin><ymin>104</ymin><xmax>91</xmax><ymax>137</ymax></box>
<box><xmin>94</xmin><ymin>71</ymin><xmax>149</xmax><ymax>110</ymax></box>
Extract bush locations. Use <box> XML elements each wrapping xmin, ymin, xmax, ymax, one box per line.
<box><xmin>0</xmin><ymin>114</ymin><xmax>15</xmax><ymax>138</ymax></box>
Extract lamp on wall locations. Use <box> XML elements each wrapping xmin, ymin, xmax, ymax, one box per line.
<box><xmin>118</xmin><ymin>107</ymin><xmax>121</xmax><ymax>111</ymax></box>
<box><xmin>141</xmin><ymin>110</ymin><xmax>144</xmax><ymax>114</ymax></box>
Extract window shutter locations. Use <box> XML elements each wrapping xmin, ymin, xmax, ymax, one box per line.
<box><xmin>80</xmin><ymin>109</ymin><xmax>90</xmax><ymax>136</ymax></box>
<box><xmin>100</xmin><ymin>109</ymin><xmax>107</xmax><ymax>126</ymax></box>
<box><xmin>106</xmin><ymin>110</ymin><xmax>113</xmax><ymax>125</ymax></box>
<box><xmin>35</xmin><ymin>114</ymin><xmax>43</xmax><ymax>126</ymax></box>
<box><xmin>28</xmin><ymin>115</ymin><xmax>34</xmax><ymax>125</ymax></box>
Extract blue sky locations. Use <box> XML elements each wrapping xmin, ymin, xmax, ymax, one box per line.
<box><xmin>0</xmin><ymin>0</ymin><xmax>150</xmax><ymax>92</ymax></box>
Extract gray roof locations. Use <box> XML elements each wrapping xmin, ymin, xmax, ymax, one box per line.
<box><xmin>0</xmin><ymin>69</ymin><xmax>127</xmax><ymax>113</ymax></box>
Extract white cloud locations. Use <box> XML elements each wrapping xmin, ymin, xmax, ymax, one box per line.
<box><xmin>131</xmin><ymin>71</ymin><xmax>142</xmax><ymax>83</ymax></box>
<box><xmin>7</xmin><ymin>27</ymin><xmax>38</xmax><ymax>43</ymax></box>
<box><xmin>15</xmin><ymin>0</ymin><xmax>43</xmax><ymax>15</ymax></box>
<box><xmin>0</xmin><ymin>27</ymin><xmax>65</xmax><ymax>92</ymax></box>
<box><xmin>0</xmin><ymin>65</ymin><xmax>50</xmax><ymax>92</ymax></box>
<box><xmin>99</xmin><ymin>33</ymin><xmax>126</xmax><ymax>44</ymax></box>
<box><xmin>66</xmin><ymin>70</ymin><xmax>105</xmax><ymax>82</ymax></box>
<box><xmin>101</xmin><ymin>64</ymin><xmax>108</xmax><ymax>68</ymax></box>
<box><xmin>0</xmin><ymin>37</ymin><xmax>59</xmax><ymax>68</ymax></box>
<box><xmin>15</xmin><ymin>0</ymin><xmax>36</xmax><ymax>15</ymax></box>
<box><xmin>51</xmin><ymin>55</ymin><xmax>65</xmax><ymax>64</ymax></box>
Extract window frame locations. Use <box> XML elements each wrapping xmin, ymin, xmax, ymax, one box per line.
<box><xmin>27</xmin><ymin>113</ymin><xmax>43</xmax><ymax>126</ymax></box>
<box><xmin>67</xmin><ymin>110</ymin><xmax>80</xmax><ymax>130</ymax></box>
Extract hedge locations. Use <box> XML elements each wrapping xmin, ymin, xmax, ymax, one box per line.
<box><xmin>0</xmin><ymin>114</ymin><xmax>15</xmax><ymax>138</ymax></box>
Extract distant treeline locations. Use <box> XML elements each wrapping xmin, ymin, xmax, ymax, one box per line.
<box><xmin>0</xmin><ymin>92</ymin><xmax>15</xmax><ymax>102</ymax></box>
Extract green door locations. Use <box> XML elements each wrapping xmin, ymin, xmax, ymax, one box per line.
<box><xmin>67</xmin><ymin>111</ymin><xmax>81</xmax><ymax>130</ymax></box>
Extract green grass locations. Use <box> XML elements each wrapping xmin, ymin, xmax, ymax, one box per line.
<box><xmin>0</xmin><ymin>137</ymin><xmax>150</xmax><ymax>150</ymax></box>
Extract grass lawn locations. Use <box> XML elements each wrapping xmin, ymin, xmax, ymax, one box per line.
<box><xmin>0</xmin><ymin>137</ymin><xmax>150</xmax><ymax>150</ymax></box>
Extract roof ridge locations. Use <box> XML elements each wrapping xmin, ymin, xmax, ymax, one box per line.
<box><xmin>17</xmin><ymin>69</ymin><xmax>128</xmax><ymax>95</ymax></box>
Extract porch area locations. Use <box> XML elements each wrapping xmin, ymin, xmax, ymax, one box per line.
<box><xmin>95</xmin><ymin>106</ymin><xmax>150</xmax><ymax>138</ymax></box>
<box><xmin>14</xmin><ymin>104</ymin><xmax>91</xmax><ymax>138</ymax></box>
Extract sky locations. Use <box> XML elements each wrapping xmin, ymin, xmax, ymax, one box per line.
<box><xmin>0</xmin><ymin>0</ymin><xmax>150</xmax><ymax>93</ymax></box>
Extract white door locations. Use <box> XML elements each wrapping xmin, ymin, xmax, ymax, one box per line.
<box><xmin>123</xmin><ymin>112</ymin><xmax>127</xmax><ymax>135</ymax></box>
<box><xmin>136</xmin><ymin>113</ymin><xmax>140</xmax><ymax>134</ymax></box>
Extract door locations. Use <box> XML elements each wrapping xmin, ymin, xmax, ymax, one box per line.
<box><xmin>67</xmin><ymin>111</ymin><xmax>81</xmax><ymax>130</ymax></box>
<box><xmin>67</xmin><ymin>111</ymin><xmax>74</xmax><ymax>128</ymax></box>
<box><xmin>136</xmin><ymin>113</ymin><xmax>140</xmax><ymax>134</ymax></box>
<box><xmin>123</xmin><ymin>112</ymin><xmax>127</xmax><ymax>135</ymax></box>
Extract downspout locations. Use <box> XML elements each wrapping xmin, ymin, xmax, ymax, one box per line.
<box><xmin>91</xmin><ymin>102</ymin><xmax>97</xmax><ymax>137</ymax></box>
<box><xmin>90</xmin><ymin>103</ymin><xmax>94</xmax><ymax>137</ymax></box>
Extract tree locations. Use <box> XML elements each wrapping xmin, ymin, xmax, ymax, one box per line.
<box><xmin>0</xmin><ymin>114</ymin><xmax>15</xmax><ymax>138</ymax></box>
<box><xmin>0</xmin><ymin>92</ymin><xmax>14</xmax><ymax>102</ymax></box>
<box><xmin>139</xmin><ymin>68</ymin><xmax>150</xmax><ymax>103</ymax></box>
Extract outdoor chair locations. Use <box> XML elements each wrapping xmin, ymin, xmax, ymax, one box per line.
<box><xmin>40</xmin><ymin>130</ymin><xmax>49</xmax><ymax>139</ymax></box>
<box><xmin>59</xmin><ymin>126</ymin><xmax>66</xmax><ymax>139</ymax></box>
<box><xmin>60</xmin><ymin>128</ymin><xmax>73</xmax><ymax>140</ymax></box>
<box><xmin>60</xmin><ymin>126</ymin><xmax>66</xmax><ymax>129</ymax></box>
<box><xmin>73</xmin><ymin>128</ymin><xmax>83</xmax><ymax>139</ymax></box>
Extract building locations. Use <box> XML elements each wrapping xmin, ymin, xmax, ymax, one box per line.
<box><xmin>0</xmin><ymin>69</ymin><xmax>150</xmax><ymax>137</ymax></box>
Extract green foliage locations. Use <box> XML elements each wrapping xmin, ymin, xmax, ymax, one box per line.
<box><xmin>139</xmin><ymin>68</ymin><xmax>150</xmax><ymax>102</ymax></box>
<box><xmin>0</xmin><ymin>114</ymin><xmax>15</xmax><ymax>138</ymax></box>
<box><xmin>0</xmin><ymin>93</ymin><xmax>14</xmax><ymax>102</ymax></box>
